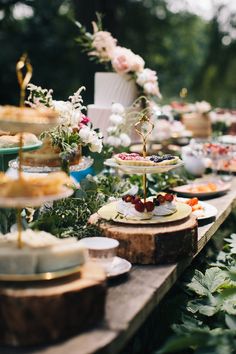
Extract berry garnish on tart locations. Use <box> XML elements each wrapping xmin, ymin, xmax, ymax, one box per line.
<box><xmin>148</xmin><ymin>154</ymin><xmax>179</xmax><ymax>165</ymax></box>
<box><xmin>114</xmin><ymin>153</ymin><xmax>180</xmax><ymax>166</ymax></box>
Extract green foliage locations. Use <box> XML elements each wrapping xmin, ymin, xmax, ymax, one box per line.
<box><xmin>31</xmin><ymin>174</ymin><xmax>132</xmax><ymax>239</ymax></box>
<box><xmin>156</xmin><ymin>233</ymin><xmax>236</xmax><ymax>354</ymax></box>
<box><xmin>129</xmin><ymin>169</ymin><xmax>191</xmax><ymax>195</ymax></box>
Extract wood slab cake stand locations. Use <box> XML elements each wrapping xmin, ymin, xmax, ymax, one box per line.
<box><xmin>0</xmin><ymin>262</ymin><xmax>107</xmax><ymax>346</ymax></box>
<box><xmin>97</xmin><ymin>215</ymin><xmax>198</xmax><ymax>264</ymax></box>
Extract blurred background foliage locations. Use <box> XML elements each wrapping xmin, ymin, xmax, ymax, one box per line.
<box><xmin>0</xmin><ymin>0</ymin><xmax>235</xmax><ymax>107</ymax></box>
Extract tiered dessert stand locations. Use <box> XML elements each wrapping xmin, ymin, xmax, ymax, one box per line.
<box><xmin>0</xmin><ymin>55</ymin><xmax>106</xmax><ymax>346</ymax></box>
<box><xmin>99</xmin><ymin>115</ymin><xmax>198</xmax><ymax>264</ymax></box>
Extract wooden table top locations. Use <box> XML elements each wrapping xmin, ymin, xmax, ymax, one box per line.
<box><xmin>1</xmin><ymin>177</ymin><xmax>236</xmax><ymax>354</ymax></box>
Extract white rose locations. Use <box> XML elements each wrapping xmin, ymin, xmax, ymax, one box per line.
<box><xmin>111</xmin><ymin>103</ymin><xmax>125</xmax><ymax>115</ymax></box>
<box><xmin>107</xmin><ymin>135</ymin><xmax>121</xmax><ymax>147</ymax></box>
<box><xmin>78</xmin><ymin>126</ymin><xmax>91</xmax><ymax>142</ymax></box>
<box><xmin>90</xmin><ymin>139</ymin><xmax>103</xmax><ymax>153</ymax></box>
<box><xmin>109</xmin><ymin>114</ymin><xmax>124</xmax><ymax>126</ymax></box>
<box><xmin>107</xmin><ymin>126</ymin><xmax>117</xmax><ymax>134</ymax></box>
<box><xmin>70</xmin><ymin>110</ymin><xmax>82</xmax><ymax>127</ymax></box>
<box><xmin>120</xmin><ymin>133</ymin><xmax>131</xmax><ymax>147</ymax></box>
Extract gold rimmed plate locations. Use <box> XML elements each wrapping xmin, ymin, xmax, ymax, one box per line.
<box><xmin>0</xmin><ymin>264</ymin><xmax>82</xmax><ymax>282</ymax></box>
<box><xmin>97</xmin><ymin>201</ymin><xmax>192</xmax><ymax>225</ymax></box>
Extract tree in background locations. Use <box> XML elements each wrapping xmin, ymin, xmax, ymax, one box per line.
<box><xmin>0</xmin><ymin>0</ymin><xmax>235</xmax><ymax>107</ymax></box>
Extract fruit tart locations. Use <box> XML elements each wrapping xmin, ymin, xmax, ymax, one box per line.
<box><xmin>114</xmin><ymin>152</ymin><xmax>180</xmax><ymax>166</ymax></box>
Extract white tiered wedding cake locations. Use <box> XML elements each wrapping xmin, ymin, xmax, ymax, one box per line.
<box><xmin>87</xmin><ymin>72</ymin><xmax>137</xmax><ymax>139</ymax></box>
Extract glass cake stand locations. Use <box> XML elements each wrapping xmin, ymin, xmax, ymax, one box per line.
<box><xmin>0</xmin><ymin>141</ymin><xmax>42</xmax><ymax>172</ymax></box>
<box><xmin>9</xmin><ymin>156</ymin><xmax>94</xmax><ymax>174</ymax></box>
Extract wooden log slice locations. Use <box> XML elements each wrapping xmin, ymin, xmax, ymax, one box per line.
<box><xmin>98</xmin><ymin>215</ymin><xmax>198</xmax><ymax>264</ymax></box>
<box><xmin>0</xmin><ymin>262</ymin><xmax>107</xmax><ymax>346</ymax></box>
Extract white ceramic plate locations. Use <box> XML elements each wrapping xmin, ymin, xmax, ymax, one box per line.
<box><xmin>106</xmin><ymin>257</ymin><xmax>132</xmax><ymax>279</ymax></box>
<box><xmin>177</xmin><ymin>197</ymin><xmax>218</xmax><ymax>221</ymax></box>
<box><xmin>171</xmin><ymin>180</ymin><xmax>231</xmax><ymax>198</ymax></box>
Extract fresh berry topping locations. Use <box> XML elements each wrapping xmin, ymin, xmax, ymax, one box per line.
<box><xmin>153</xmin><ymin>198</ymin><xmax>160</xmax><ymax>206</ymax></box>
<box><xmin>149</xmin><ymin>154</ymin><xmax>175</xmax><ymax>163</ymax></box>
<box><xmin>157</xmin><ymin>194</ymin><xmax>166</xmax><ymax>204</ymax></box>
<box><xmin>164</xmin><ymin>193</ymin><xmax>174</xmax><ymax>202</ymax></box>
<box><xmin>124</xmin><ymin>195</ymin><xmax>133</xmax><ymax>203</ymax></box>
<box><xmin>134</xmin><ymin>201</ymin><xmax>145</xmax><ymax>213</ymax></box>
<box><xmin>131</xmin><ymin>196</ymin><xmax>141</xmax><ymax>204</ymax></box>
<box><xmin>144</xmin><ymin>201</ymin><xmax>155</xmax><ymax>212</ymax></box>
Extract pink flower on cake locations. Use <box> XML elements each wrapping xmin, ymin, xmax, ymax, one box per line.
<box><xmin>136</xmin><ymin>69</ymin><xmax>161</xmax><ymax>98</ymax></box>
<box><xmin>90</xmin><ymin>30</ymin><xmax>117</xmax><ymax>62</ymax></box>
<box><xmin>81</xmin><ymin>115</ymin><xmax>90</xmax><ymax>125</ymax></box>
<box><xmin>143</xmin><ymin>82</ymin><xmax>161</xmax><ymax>97</ymax></box>
<box><xmin>136</xmin><ymin>68</ymin><xmax>157</xmax><ymax>86</ymax></box>
<box><xmin>112</xmin><ymin>46</ymin><xmax>144</xmax><ymax>74</ymax></box>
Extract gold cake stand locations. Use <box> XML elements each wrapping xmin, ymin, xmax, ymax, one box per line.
<box><xmin>0</xmin><ymin>55</ymin><xmax>75</xmax><ymax>282</ymax></box>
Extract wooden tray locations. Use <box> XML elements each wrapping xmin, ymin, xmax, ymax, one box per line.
<box><xmin>0</xmin><ymin>262</ymin><xmax>107</xmax><ymax>346</ymax></box>
<box><xmin>96</xmin><ymin>215</ymin><xmax>198</xmax><ymax>264</ymax></box>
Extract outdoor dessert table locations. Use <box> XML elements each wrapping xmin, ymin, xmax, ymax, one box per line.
<box><xmin>1</xmin><ymin>177</ymin><xmax>236</xmax><ymax>354</ymax></box>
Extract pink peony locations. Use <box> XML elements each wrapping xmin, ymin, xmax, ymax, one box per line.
<box><xmin>143</xmin><ymin>82</ymin><xmax>161</xmax><ymax>97</ymax></box>
<box><xmin>81</xmin><ymin>115</ymin><xmax>90</xmax><ymax>125</ymax></box>
<box><xmin>136</xmin><ymin>68</ymin><xmax>158</xmax><ymax>86</ymax></box>
<box><xmin>91</xmin><ymin>31</ymin><xmax>117</xmax><ymax>62</ymax></box>
<box><xmin>111</xmin><ymin>46</ymin><xmax>144</xmax><ymax>74</ymax></box>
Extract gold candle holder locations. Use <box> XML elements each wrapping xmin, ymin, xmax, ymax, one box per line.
<box><xmin>134</xmin><ymin>115</ymin><xmax>154</xmax><ymax>203</ymax></box>
<box><xmin>16</xmin><ymin>54</ymin><xmax>33</xmax><ymax>248</ymax></box>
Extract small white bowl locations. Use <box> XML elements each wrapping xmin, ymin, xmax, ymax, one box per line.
<box><xmin>78</xmin><ymin>237</ymin><xmax>119</xmax><ymax>270</ymax></box>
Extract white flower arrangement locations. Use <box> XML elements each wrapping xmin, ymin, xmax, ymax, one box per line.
<box><xmin>107</xmin><ymin>103</ymin><xmax>131</xmax><ymax>148</ymax></box>
<box><xmin>26</xmin><ymin>84</ymin><xmax>103</xmax><ymax>154</ymax></box>
<box><xmin>76</xmin><ymin>15</ymin><xmax>161</xmax><ymax>100</ymax></box>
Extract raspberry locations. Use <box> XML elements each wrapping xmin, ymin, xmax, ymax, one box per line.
<box><xmin>144</xmin><ymin>201</ymin><xmax>155</xmax><ymax>212</ymax></box>
<box><xmin>164</xmin><ymin>193</ymin><xmax>174</xmax><ymax>202</ymax></box>
<box><xmin>135</xmin><ymin>201</ymin><xmax>145</xmax><ymax>212</ymax></box>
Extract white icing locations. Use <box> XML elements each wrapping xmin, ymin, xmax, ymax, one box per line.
<box><xmin>0</xmin><ymin>230</ymin><xmax>86</xmax><ymax>274</ymax></box>
<box><xmin>153</xmin><ymin>201</ymin><xmax>177</xmax><ymax>216</ymax></box>
<box><xmin>117</xmin><ymin>200</ymin><xmax>153</xmax><ymax>220</ymax></box>
<box><xmin>94</xmin><ymin>73</ymin><xmax>137</xmax><ymax>107</ymax></box>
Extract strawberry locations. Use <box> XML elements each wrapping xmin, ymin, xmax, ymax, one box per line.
<box><xmin>164</xmin><ymin>193</ymin><xmax>174</xmax><ymax>202</ymax></box>
<box><xmin>144</xmin><ymin>201</ymin><xmax>155</xmax><ymax>212</ymax></box>
<box><xmin>135</xmin><ymin>201</ymin><xmax>145</xmax><ymax>212</ymax></box>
